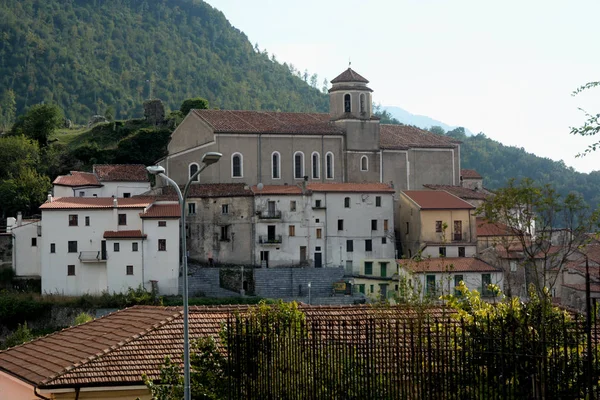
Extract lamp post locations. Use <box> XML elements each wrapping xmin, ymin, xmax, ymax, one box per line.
<box><xmin>308</xmin><ymin>281</ymin><xmax>312</xmax><ymax>305</ymax></box>
<box><xmin>147</xmin><ymin>151</ymin><xmax>222</xmax><ymax>400</ymax></box>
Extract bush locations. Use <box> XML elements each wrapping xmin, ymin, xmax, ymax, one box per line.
<box><xmin>2</xmin><ymin>322</ymin><xmax>33</xmax><ymax>349</ymax></box>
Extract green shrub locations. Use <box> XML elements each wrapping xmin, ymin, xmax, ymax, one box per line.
<box><xmin>74</xmin><ymin>312</ymin><xmax>94</xmax><ymax>325</ymax></box>
<box><xmin>2</xmin><ymin>322</ymin><xmax>33</xmax><ymax>349</ymax></box>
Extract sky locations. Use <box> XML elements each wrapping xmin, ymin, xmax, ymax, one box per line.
<box><xmin>206</xmin><ymin>0</ymin><xmax>600</xmax><ymax>173</ymax></box>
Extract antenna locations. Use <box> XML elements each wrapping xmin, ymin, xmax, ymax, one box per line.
<box><xmin>348</xmin><ymin>57</ymin><xmax>351</xmax><ymax>68</ymax></box>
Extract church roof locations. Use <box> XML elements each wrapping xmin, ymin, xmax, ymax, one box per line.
<box><xmin>192</xmin><ymin>110</ymin><xmax>343</xmax><ymax>135</ymax></box>
<box><xmin>380</xmin><ymin>124</ymin><xmax>460</xmax><ymax>149</ymax></box>
<box><xmin>331</xmin><ymin>68</ymin><xmax>369</xmax><ymax>84</ymax></box>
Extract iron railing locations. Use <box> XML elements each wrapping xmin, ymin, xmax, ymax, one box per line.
<box><xmin>259</xmin><ymin>235</ymin><xmax>282</xmax><ymax>244</ymax></box>
<box><xmin>78</xmin><ymin>251</ymin><xmax>106</xmax><ymax>262</ymax></box>
<box><xmin>258</xmin><ymin>210</ymin><xmax>282</xmax><ymax>219</ymax></box>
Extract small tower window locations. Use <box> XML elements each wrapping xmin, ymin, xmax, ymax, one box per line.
<box><xmin>360</xmin><ymin>156</ymin><xmax>368</xmax><ymax>171</ymax></box>
<box><xmin>360</xmin><ymin>94</ymin><xmax>365</xmax><ymax>113</ymax></box>
<box><xmin>344</xmin><ymin>94</ymin><xmax>351</xmax><ymax>113</ymax></box>
<box><xmin>189</xmin><ymin>163</ymin><xmax>199</xmax><ymax>181</ymax></box>
<box><xmin>326</xmin><ymin>152</ymin><xmax>334</xmax><ymax>179</ymax></box>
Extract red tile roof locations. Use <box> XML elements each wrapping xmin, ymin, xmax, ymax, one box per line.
<box><xmin>380</xmin><ymin>124</ymin><xmax>460</xmax><ymax>150</ymax></box>
<box><xmin>476</xmin><ymin>218</ymin><xmax>514</xmax><ymax>237</ymax></box>
<box><xmin>251</xmin><ymin>185</ymin><xmax>303</xmax><ymax>195</ymax></box>
<box><xmin>52</xmin><ymin>171</ymin><xmax>101</xmax><ymax>187</ymax></box>
<box><xmin>402</xmin><ymin>190</ymin><xmax>475</xmax><ymax>210</ymax></box>
<box><xmin>40</xmin><ymin>197</ymin><xmax>153</xmax><ymax>210</ymax></box>
<box><xmin>331</xmin><ymin>68</ymin><xmax>369</xmax><ymax>84</ymax></box>
<box><xmin>193</xmin><ymin>110</ymin><xmax>343</xmax><ymax>135</ymax></box>
<box><xmin>140</xmin><ymin>203</ymin><xmax>180</xmax><ymax>219</ymax></box>
<box><xmin>423</xmin><ymin>184</ymin><xmax>489</xmax><ymax>200</ymax></box>
<box><xmin>103</xmin><ymin>230</ymin><xmax>147</xmax><ymax>239</ymax></box>
<box><xmin>398</xmin><ymin>257</ymin><xmax>500</xmax><ymax>273</ymax></box>
<box><xmin>93</xmin><ymin>164</ymin><xmax>149</xmax><ymax>182</ymax></box>
<box><xmin>461</xmin><ymin>169</ymin><xmax>482</xmax><ymax>179</ymax></box>
<box><xmin>308</xmin><ymin>182</ymin><xmax>395</xmax><ymax>193</ymax></box>
<box><xmin>562</xmin><ymin>283</ymin><xmax>600</xmax><ymax>293</ymax></box>
<box><xmin>162</xmin><ymin>184</ymin><xmax>253</xmax><ymax>198</ymax></box>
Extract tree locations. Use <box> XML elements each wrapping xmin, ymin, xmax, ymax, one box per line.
<box><xmin>478</xmin><ymin>178</ymin><xmax>600</xmax><ymax>298</ymax></box>
<box><xmin>0</xmin><ymin>136</ymin><xmax>40</xmax><ymax>180</ymax></box>
<box><xmin>0</xmin><ymin>166</ymin><xmax>51</xmax><ymax>217</ymax></box>
<box><xmin>570</xmin><ymin>81</ymin><xmax>599</xmax><ymax>156</ymax></box>
<box><xmin>10</xmin><ymin>103</ymin><xmax>64</xmax><ymax>147</ymax></box>
<box><xmin>428</xmin><ymin>125</ymin><xmax>446</xmax><ymax>135</ymax></box>
<box><xmin>180</xmin><ymin>97</ymin><xmax>209</xmax><ymax>117</ymax></box>
<box><xmin>0</xmin><ymin>89</ymin><xmax>16</xmax><ymax>131</ymax></box>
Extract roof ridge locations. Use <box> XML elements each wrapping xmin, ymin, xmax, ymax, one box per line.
<box><xmin>41</xmin><ymin>307</ymin><xmax>183</xmax><ymax>386</ymax></box>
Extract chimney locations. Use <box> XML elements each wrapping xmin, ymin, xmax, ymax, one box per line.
<box><xmin>113</xmin><ymin>197</ymin><xmax>118</xmax><ymax>208</ymax></box>
<box><xmin>47</xmin><ymin>194</ymin><xmax>53</xmax><ymax>202</ymax></box>
<box><xmin>17</xmin><ymin>212</ymin><xmax>22</xmax><ymax>226</ymax></box>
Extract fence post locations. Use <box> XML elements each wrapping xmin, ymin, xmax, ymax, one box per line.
<box><xmin>586</xmin><ymin>258</ymin><xmax>593</xmax><ymax>399</ymax></box>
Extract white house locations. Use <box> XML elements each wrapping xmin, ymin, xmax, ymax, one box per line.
<box><xmin>7</xmin><ymin>213</ymin><xmax>41</xmax><ymax>277</ymax></box>
<box><xmin>52</xmin><ymin>164</ymin><xmax>151</xmax><ymax>198</ymax></box>
<box><xmin>38</xmin><ymin>196</ymin><xmax>179</xmax><ymax>296</ymax></box>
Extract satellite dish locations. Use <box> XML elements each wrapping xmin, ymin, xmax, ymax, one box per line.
<box><xmin>257</xmin><ymin>182</ymin><xmax>264</xmax><ymax>191</ymax></box>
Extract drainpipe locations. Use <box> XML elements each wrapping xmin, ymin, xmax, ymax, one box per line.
<box><xmin>34</xmin><ymin>387</ymin><xmax>51</xmax><ymax>400</ymax></box>
<box><xmin>379</xmin><ymin>150</ymin><xmax>383</xmax><ymax>183</ymax></box>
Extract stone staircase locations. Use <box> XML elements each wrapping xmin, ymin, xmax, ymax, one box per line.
<box><xmin>254</xmin><ymin>267</ymin><xmax>345</xmax><ymax>299</ymax></box>
<box><xmin>183</xmin><ymin>268</ymin><xmax>243</xmax><ymax>298</ymax></box>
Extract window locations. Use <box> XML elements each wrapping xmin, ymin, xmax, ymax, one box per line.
<box><xmin>384</xmin><ymin>219</ymin><xmax>389</xmax><ymax>231</ymax></box>
<box><xmin>436</xmin><ymin>221</ymin><xmax>443</xmax><ymax>232</ymax></box>
<box><xmin>344</xmin><ymin>197</ymin><xmax>350</xmax><ymax>208</ymax></box>
<box><xmin>85</xmin><ymin>216</ymin><xmax>90</xmax><ymax>226</ymax></box>
<box><xmin>311</xmin><ymin>152</ymin><xmax>320</xmax><ymax>179</ymax></box>
<box><xmin>510</xmin><ymin>261</ymin><xmax>517</xmax><ymax>272</ymax></box>
<box><xmin>220</xmin><ymin>226</ymin><xmax>229</xmax><ymax>241</ymax></box>
<box><xmin>50</xmin><ymin>243</ymin><xmax>55</xmax><ymax>253</ymax></box>
<box><xmin>271</xmin><ymin>152</ymin><xmax>280</xmax><ymax>179</ymax></box>
<box><xmin>290</xmin><ymin>201</ymin><xmax>296</xmax><ymax>211</ymax></box>
<box><xmin>364</xmin><ymin>261</ymin><xmax>373</xmax><ymax>275</ymax></box>
<box><xmin>382</xmin><ymin>237</ymin><xmax>387</xmax><ymax>244</ymax></box>
<box><xmin>188</xmin><ymin>203</ymin><xmax>196</xmax><ymax>215</ymax></box>
<box><xmin>232</xmin><ymin>153</ymin><xmax>243</xmax><ymax>178</ymax></box>
<box><xmin>114</xmin><ymin>242</ymin><xmax>120</xmax><ymax>252</ymax></box>
<box><xmin>316</xmin><ymin>228</ymin><xmax>322</xmax><ymax>239</ymax></box>
<box><xmin>158</xmin><ymin>239</ymin><xmax>166</xmax><ymax>251</ymax></box>
<box><xmin>344</xmin><ymin>93</ymin><xmax>351</xmax><ymax>113</ymax></box>
<box><xmin>126</xmin><ymin>265</ymin><xmax>134</xmax><ymax>275</ymax></box>
<box><xmin>458</xmin><ymin>247</ymin><xmax>466</xmax><ymax>257</ymax></box>
<box><xmin>454</xmin><ymin>220</ymin><xmax>463</xmax><ymax>241</ymax></box>
<box><xmin>67</xmin><ymin>265</ymin><xmax>75</xmax><ymax>276</ymax></box>
<box><xmin>315</xmin><ymin>219</ymin><xmax>320</xmax><ymax>223</ymax></box>
<box><xmin>338</xmin><ymin>219</ymin><xmax>344</xmax><ymax>230</ymax></box>
<box><xmin>132</xmin><ymin>242</ymin><xmax>139</xmax><ymax>252</ymax></box>
<box><xmin>376</xmin><ymin>196</ymin><xmax>381</xmax><ymax>207</ymax></box>
<box><xmin>123</xmin><ymin>193</ymin><xmax>131</xmax><ymax>198</ymax></box>
<box><xmin>439</xmin><ymin>247</ymin><xmax>447</xmax><ymax>257</ymax></box>
<box><xmin>370</xmin><ymin>284</ymin><xmax>374</xmax><ymax>294</ymax></box>
<box><xmin>79</xmin><ymin>191</ymin><xmax>85</xmax><ymax>197</ymax></box>
<box><xmin>315</xmin><ymin>199</ymin><xmax>322</xmax><ymax>208</ymax></box>
<box><xmin>189</xmin><ymin>163</ymin><xmax>199</xmax><ymax>181</ymax></box>
<box><xmin>118</xmin><ymin>214</ymin><xmax>127</xmax><ymax>226</ymax></box>
<box><xmin>405</xmin><ymin>222</ymin><xmax>409</xmax><ymax>234</ymax></box>
<box><xmin>158</xmin><ymin>220</ymin><xmax>167</xmax><ymax>227</ymax></box>
<box><xmin>294</xmin><ymin>151</ymin><xmax>304</xmax><ymax>179</ymax></box>
<box><xmin>371</xmin><ymin>220</ymin><xmax>378</xmax><ymax>231</ymax></box>
<box><xmin>326</xmin><ymin>152</ymin><xmax>334</xmax><ymax>179</ymax></box>
<box><xmin>380</xmin><ymin>262</ymin><xmax>388</xmax><ymax>277</ymax></box>
<box><xmin>30</xmin><ymin>237</ymin><xmax>36</xmax><ymax>247</ymax></box>
<box><xmin>68</xmin><ymin>241</ymin><xmax>77</xmax><ymax>253</ymax></box>
<box><xmin>360</xmin><ymin>156</ymin><xmax>368</xmax><ymax>171</ymax></box>
<box><xmin>69</xmin><ymin>214</ymin><xmax>78</xmax><ymax>226</ymax></box>
<box><xmin>365</xmin><ymin>239</ymin><xmax>372</xmax><ymax>252</ymax></box>
<box><xmin>482</xmin><ymin>273</ymin><xmax>492</xmax><ymax>296</ymax></box>
<box><xmin>222</xmin><ymin>204</ymin><xmax>229</xmax><ymax>214</ymax></box>
<box><xmin>346</xmin><ymin>240</ymin><xmax>353</xmax><ymax>252</ymax></box>
<box><xmin>360</xmin><ymin>93</ymin><xmax>366</xmax><ymax>113</ymax></box>
<box><xmin>426</xmin><ymin>275</ymin><xmax>436</xmax><ymax>295</ymax></box>
<box><xmin>289</xmin><ymin>225</ymin><xmax>296</xmax><ymax>236</ymax></box>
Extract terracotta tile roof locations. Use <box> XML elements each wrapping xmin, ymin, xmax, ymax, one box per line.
<box><xmin>398</xmin><ymin>257</ymin><xmax>500</xmax><ymax>273</ymax></box>
<box><xmin>40</xmin><ymin>197</ymin><xmax>153</xmax><ymax>210</ymax></box>
<box><xmin>331</xmin><ymin>68</ymin><xmax>369</xmax><ymax>84</ymax></box>
<box><xmin>423</xmin><ymin>184</ymin><xmax>489</xmax><ymax>200</ymax></box>
<box><xmin>251</xmin><ymin>185</ymin><xmax>303</xmax><ymax>195</ymax></box>
<box><xmin>402</xmin><ymin>190</ymin><xmax>475</xmax><ymax>210</ymax></box>
<box><xmin>103</xmin><ymin>230</ymin><xmax>147</xmax><ymax>239</ymax></box>
<box><xmin>193</xmin><ymin>110</ymin><xmax>343</xmax><ymax>135</ymax></box>
<box><xmin>476</xmin><ymin>218</ymin><xmax>514</xmax><ymax>236</ymax></box>
<box><xmin>162</xmin><ymin>184</ymin><xmax>253</xmax><ymax>198</ymax></box>
<box><xmin>380</xmin><ymin>124</ymin><xmax>460</xmax><ymax>150</ymax></box>
<box><xmin>93</xmin><ymin>164</ymin><xmax>149</xmax><ymax>182</ymax></box>
<box><xmin>563</xmin><ymin>283</ymin><xmax>600</xmax><ymax>293</ymax></box>
<box><xmin>52</xmin><ymin>171</ymin><xmax>101</xmax><ymax>187</ymax></box>
<box><xmin>461</xmin><ymin>169</ymin><xmax>482</xmax><ymax>179</ymax></box>
<box><xmin>308</xmin><ymin>182</ymin><xmax>395</xmax><ymax>193</ymax></box>
<box><xmin>140</xmin><ymin>203</ymin><xmax>180</xmax><ymax>219</ymax></box>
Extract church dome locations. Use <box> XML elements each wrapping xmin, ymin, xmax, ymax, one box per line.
<box><xmin>331</xmin><ymin>68</ymin><xmax>369</xmax><ymax>84</ymax></box>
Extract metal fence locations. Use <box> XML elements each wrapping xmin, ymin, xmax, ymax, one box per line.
<box><xmin>224</xmin><ymin>310</ymin><xmax>600</xmax><ymax>399</ymax></box>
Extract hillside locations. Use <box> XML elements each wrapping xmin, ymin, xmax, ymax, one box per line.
<box><xmin>0</xmin><ymin>0</ymin><xmax>328</xmax><ymax>124</ymax></box>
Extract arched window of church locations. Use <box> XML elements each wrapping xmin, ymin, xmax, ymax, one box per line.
<box><xmin>271</xmin><ymin>152</ymin><xmax>280</xmax><ymax>179</ymax></box>
<box><xmin>326</xmin><ymin>152</ymin><xmax>334</xmax><ymax>179</ymax></box>
<box><xmin>360</xmin><ymin>94</ymin><xmax>365</xmax><ymax>113</ymax></box>
<box><xmin>344</xmin><ymin>94</ymin><xmax>351</xmax><ymax>113</ymax></box>
<box><xmin>232</xmin><ymin>153</ymin><xmax>243</xmax><ymax>178</ymax></box>
<box><xmin>360</xmin><ymin>156</ymin><xmax>368</xmax><ymax>171</ymax></box>
<box><xmin>189</xmin><ymin>163</ymin><xmax>199</xmax><ymax>181</ymax></box>
<box><xmin>311</xmin><ymin>152</ymin><xmax>320</xmax><ymax>179</ymax></box>
<box><xmin>294</xmin><ymin>151</ymin><xmax>304</xmax><ymax>179</ymax></box>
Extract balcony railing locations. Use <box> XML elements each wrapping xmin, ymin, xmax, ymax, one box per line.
<box><xmin>79</xmin><ymin>251</ymin><xmax>106</xmax><ymax>262</ymax></box>
<box><xmin>259</xmin><ymin>235</ymin><xmax>282</xmax><ymax>244</ymax></box>
<box><xmin>258</xmin><ymin>210</ymin><xmax>282</xmax><ymax>219</ymax></box>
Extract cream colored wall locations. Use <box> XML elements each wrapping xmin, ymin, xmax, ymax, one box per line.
<box><xmin>51</xmin><ymin>387</ymin><xmax>152</xmax><ymax>399</ymax></box>
<box><xmin>0</xmin><ymin>372</ymin><xmax>36</xmax><ymax>400</ymax></box>
<box><xmin>419</xmin><ymin>209</ymin><xmax>475</xmax><ymax>243</ymax></box>
<box><xmin>398</xmin><ymin>194</ymin><xmax>422</xmax><ymax>258</ymax></box>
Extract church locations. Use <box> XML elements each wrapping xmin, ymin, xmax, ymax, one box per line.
<box><xmin>157</xmin><ymin>67</ymin><xmax>461</xmax><ymax>192</ymax></box>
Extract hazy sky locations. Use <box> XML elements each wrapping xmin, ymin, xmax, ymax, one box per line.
<box><xmin>207</xmin><ymin>0</ymin><xmax>600</xmax><ymax>173</ymax></box>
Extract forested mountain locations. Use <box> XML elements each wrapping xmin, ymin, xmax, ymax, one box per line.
<box><xmin>0</xmin><ymin>0</ymin><xmax>328</xmax><ymax>125</ymax></box>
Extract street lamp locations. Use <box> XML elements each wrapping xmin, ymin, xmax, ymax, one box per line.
<box><xmin>146</xmin><ymin>151</ymin><xmax>222</xmax><ymax>400</ymax></box>
<box><xmin>308</xmin><ymin>281</ymin><xmax>312</xmax><ymax>305</ymax></box>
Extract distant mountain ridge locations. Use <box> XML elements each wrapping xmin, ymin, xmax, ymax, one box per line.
<box><xmin>383</xmin><ymin>106</ymin><xmax>474</xmax><ymax>136</ymax></box>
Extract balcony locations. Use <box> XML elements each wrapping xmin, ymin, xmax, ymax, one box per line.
<box><xmin>79</xmin><ymin>251</ymin><xmax>106</xmax><ymax>263</ymax></box>
<box><xmin>258</xmin><ymin>210</ymin><xmax>282</xmax><ymax>220</ymax></box>
<box><xmin>259</xmin><ymin>235</ymin><xmax>282</xmax><ymax>244</ymax></box>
